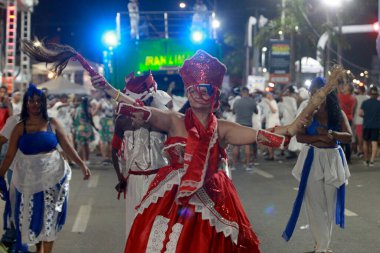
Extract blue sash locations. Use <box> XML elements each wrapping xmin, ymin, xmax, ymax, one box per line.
<box><xmin>282</xmin><ymin>146</ymin><xmax>346</xmax><ymax>241</ymax></box>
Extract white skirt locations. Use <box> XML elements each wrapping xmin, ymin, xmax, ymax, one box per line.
<box><xmin>292</xmin><ymin>145</ymin><xmax>350</xmax><ymax>188</ymax></box>
<box><xmin>12</xmin><ymin>150</ymin><xmax>71</xmax><ymax>245</ymax></box>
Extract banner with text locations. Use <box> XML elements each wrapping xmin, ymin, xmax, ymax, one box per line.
<box><xmin>268</xmin><ymin>40</ymin><xmax>290</xmax><ymax>84</ymax></box>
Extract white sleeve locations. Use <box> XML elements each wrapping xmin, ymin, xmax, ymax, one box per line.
<box><xmin>0</xmin><ymin>115</ymin><xmax>19</xmax><ymax>139</ymax></box>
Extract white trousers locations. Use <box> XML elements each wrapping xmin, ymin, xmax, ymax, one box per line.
<box><xmin>305</xmin><ymin>177</ymin><xmax>337</xmax><ymax>252</ymax></box>
<box><xmin>125</xmin><ymin>173</ymin><xmax>155</xmax><ymax>240</ymax></box>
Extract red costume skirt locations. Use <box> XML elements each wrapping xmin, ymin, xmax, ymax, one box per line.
<box><xmin>0</xmin><ymin>108</ymin><xmax>10</xmax><ymax>130</ymax></box>
<box><xmin>125</xmin><ymin>167</ymin><xmax>260</xmax><ymax>253</ymax></box>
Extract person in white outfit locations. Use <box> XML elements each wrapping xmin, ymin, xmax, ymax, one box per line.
<box><xmin>283</xmin><ymin>77</ymin><xmax>352</xmax><ymax>253</ymax></box>
<box><xmin>110</xmin><ymin>72</ymin><xmax>171</xmax><ymax>240</ymax></box>
<box><xmin>128</xmin><ymin>0</ymin><xmax>140</xmax><ymax>39</ymax></box>
<box><xmin>192</xmin><ymin>0</ymin><xmax>208</xmax><ymax>31</ymax></box>
<box><xmin>11</xmin><ymin>91</ymin><xmax>22</xmax><ymax>116</ymax></box>
<box><xmin>352</xmin><ymin>85</ymin><xmax>368</xmax><ymax>157</ymax></box>
<box><xmin>262</xmin><ymin>92</ymin><xmax>280</xmax><ymax>160</ymax></box>
<box><xmin>279</xmin><ymin>86</ymin><xmax>298</xmax><ymax>159</ymax></box>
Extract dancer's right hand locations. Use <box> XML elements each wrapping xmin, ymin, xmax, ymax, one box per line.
<box><xmin>90</xmin><ymin>74</ymin><xmax>110</xmax><ymax>90</ymax></box>
<box><xmin>81</xmin><ymin>164</ymin><xmax>91</xmax><ymax>180</ymax></box>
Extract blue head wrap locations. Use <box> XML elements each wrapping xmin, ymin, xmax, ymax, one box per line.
<box><xmin>309</xmin><ymin>77</ymin><xmax>326</xmax><ymax>91</ymax></box>
<box><xmin>27</xmin><ymin>83</ymin><xmax>43</xmax><ymax>97</ymax></box>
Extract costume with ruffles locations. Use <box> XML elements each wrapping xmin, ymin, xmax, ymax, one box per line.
<box><xmin>125</xmin><ymin>110</ymin><xmax>260</xmax><ymax>253</ymax></box>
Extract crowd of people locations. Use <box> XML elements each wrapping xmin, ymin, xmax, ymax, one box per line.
<box><xmin>220</xmin><ymin>82</ymin><xmax>380</xmax><ymax>169</ymax></box>
<box><xmin>0</xmin><ymin>46</ymin><xmax>378</xmax><ymax>253</ymax></box>
<box><xmin>0</xmin><ymin>86</ymin><xmax>118</xmax><ymax>252</ymax></box>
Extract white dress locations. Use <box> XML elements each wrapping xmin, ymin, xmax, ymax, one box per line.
<box><xmin>265</xmin><ymin>99</ymin><xmax>280</xmax><ymax>128</ymax></box>
<box><xmin>12</xmin><ymin>150</ymin><xmax>71</xmax><ymax>244</ymax></box>
<box><xmin>123</xmin><ymin>127</ymin><xmax>167</xmax><ymax>239</ymax></box>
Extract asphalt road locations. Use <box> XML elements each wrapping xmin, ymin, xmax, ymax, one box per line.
<box><xmin>2</xmin><ymin>155</ymin><xmax>379</xmax><ymax>253</ymax></box>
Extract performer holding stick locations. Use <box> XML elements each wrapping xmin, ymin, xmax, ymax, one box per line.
<box><xmin>22</xmin><ymin>40</ymin><xmax>346</xmax><ymax>252</ymax></box>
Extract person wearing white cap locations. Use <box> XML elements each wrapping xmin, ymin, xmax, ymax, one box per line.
<box><xmin>11</xmin><ymin>90</ymin><xmax>22</xmax><ymax>116</ymax></box>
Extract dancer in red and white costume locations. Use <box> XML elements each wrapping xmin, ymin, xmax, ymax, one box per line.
<box><xmin>111</xmin><ymin>72</ymin><xmax>171</xmax><ymax>240</ymax></box>
<box><xmin>90</xmin><ymin>50</ymin><xmax>343</xmax><ymax>253</ymax></box>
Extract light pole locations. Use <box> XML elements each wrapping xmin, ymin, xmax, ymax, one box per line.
<box><xmin>322</xmin><ymin>0</ymin><xmax>351</xmax><ymax>68</ymax></box>
<box><xmin>280</xmin><ymin>0</ymin><xmax>286</xmax><ymax>40</ymax></box>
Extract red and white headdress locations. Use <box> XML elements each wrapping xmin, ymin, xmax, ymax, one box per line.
<box><xmin>122</xmin><ymin>71</ymin><xmax>157</xmax><ymax>101</ymax></box>
<box><xmin>121</xmin><ymin>71</ymin><xmax>171</xmax><ymax>110</ymax></box>
<box><xmin>179</xmin><ymin>50</ymin><xmax>226</xmax><ymax>90</ymax></box>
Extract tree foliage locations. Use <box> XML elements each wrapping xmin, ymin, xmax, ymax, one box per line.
<box><xmin>221</xmin><ymin>31</ymin><xmax>245</xmax><ymax>81</ymax></box>
<box><xmin>255</xmin><ymin>0</ymin><xmax>321</xmax><ymax>57</ymax></box>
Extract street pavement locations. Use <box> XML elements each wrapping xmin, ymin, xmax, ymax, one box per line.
<box><xmin>2</xmin><ymin>154</ymin><xmax>379</xmax><ymax>253</ymax></box>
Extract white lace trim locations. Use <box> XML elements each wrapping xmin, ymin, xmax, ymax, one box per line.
<box><xmin>189</xmin><ymin>188</ymin><xmax>239</xmax><ymax>245</ymax></box>
<box><xmin>163</xmin><ymin>142</ymin><xmax>186</xmax><ymax>152</ymax></box>
<box><xmin>164</xmin><ymin>223</ymin><xmax>183</xmax><ymax>253</ymax></box>
<box><xmin>146</xmin><ymin>215</ymin><xmax>170</xmax><ymax>253</ymax></box>
<box><xmin>136</xmin><ymin>169</ymin><xmax>185</xmax><ymax>215</ymax></box>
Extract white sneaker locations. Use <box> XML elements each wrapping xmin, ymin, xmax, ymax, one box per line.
<box><xmin>369</xmin><ymin>162</ymin><xmax>375</xmax><ymax>167</ymax></box>
<box><xmin>229</xmin><ymin>166</ymin><xmax>236</xmax><ymax>171</ymax></box>
<box><xmin>245</xmin><ymin>166</ymin><xmax>253</xmax><ymax>172</ymax></box>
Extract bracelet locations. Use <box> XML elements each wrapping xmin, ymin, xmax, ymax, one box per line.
<box><xmin>113</xmin><ymin>90</ymin><xmax>120</xmax><ymax>101</ymax></box>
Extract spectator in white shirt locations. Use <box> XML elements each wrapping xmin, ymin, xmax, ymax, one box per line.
<box><xmin>263</xmin><ymin>92</ymin><xmax>280</xmax><ymax>160</ymax></box>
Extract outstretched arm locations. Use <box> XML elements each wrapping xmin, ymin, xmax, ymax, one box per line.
<box><xmin>287</xmin><ymin>65</ymin><xmax>347</xmax><ymax>136</ymax></box>
<box><xmin>219</xmin><ymin>120</ymin><xmax>294</xmax><ymax>148</ymax></box>
<box><xmin>51</xmin><ymin>118</ymin><xmax>91</xmax><ymax>180</ymax></box>
<box><xmin>91</xmin><ymin>75</ymin><xmax>176</xmax><ymax>134</ymax></box>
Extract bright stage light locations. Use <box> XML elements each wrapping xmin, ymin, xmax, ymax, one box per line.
<box><xmin>179</xmin><ymin>2</ymin><xmax>186</xmax><ymax>8</ymax></box>
<box><xmin>102</xmin><ymin>31</ymin><xmax>118</xmax><ymax>48</ymax></box>
<box><xmin>322</xmin><ymin>0</ymin><xmax>342</xmax><ymax>8</ymax></box>
<box><xmin>191</xmin><ymin>30</ymin><xmax>205</xmax><ymax>43</ymax></box>
<box><xmin>212</xmin><ymin>19</ymin><xmax>220</xmax><ymax>29</ymax></box>
<box><xmin>322</xmin><ymin>0</ymin><xmax>350</xmax><ymax>8</ymax></box>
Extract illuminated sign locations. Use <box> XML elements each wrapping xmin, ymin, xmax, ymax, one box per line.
<box><xmin>107</xmin><ymin>38</ymin><xmax>222</xmax><ymax>90</ymax></box>
<box><xmin>271</xmin><ymin>44</ymin><xmax>290</xmax><ymax>56</ymax></box>
<box><xmin>268</xmin><ymin>40</ymin><xmax>291</xmax><ymax>77</ymax></box>
<box><xmin>140</xmin><ymin>53</ymin><xmax>193</xmax><ymax>71</ymax></box>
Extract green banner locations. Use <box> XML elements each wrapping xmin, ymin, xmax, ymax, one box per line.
<box><xmin>106</xmin><ymin>38</ymin><xmax>222</xmax><ymax>90</ymax></box>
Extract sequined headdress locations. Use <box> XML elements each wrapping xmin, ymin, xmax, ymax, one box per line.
<box><xmin>179</xmin><ymin>50</ymin><xmax>226</xmax><ymax>89</ymax></box>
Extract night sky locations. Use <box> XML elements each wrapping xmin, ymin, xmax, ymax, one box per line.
<box><xmin>31</xmin><ymin>0</ymin><xmax>378</xmax><ymax>74</ymax></box>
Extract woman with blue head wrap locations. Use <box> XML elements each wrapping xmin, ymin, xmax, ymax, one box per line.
<box><xmin>0</xmin><ymin>84</ymin><xmax>91</xmax><ymax>253</ymax></box>
<box><xmin>282</xmin><ymin>77</ymin><xmax>352</xmax><ymax>253</ymax></box>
